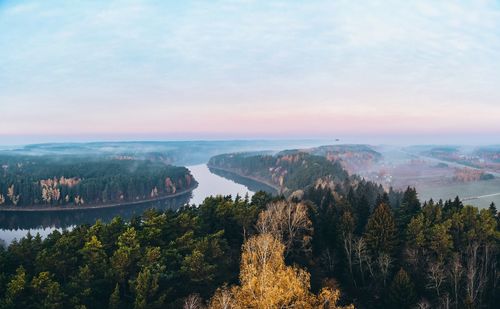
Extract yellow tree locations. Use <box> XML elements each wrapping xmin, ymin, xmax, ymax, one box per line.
<box><xmin>7</xmin><ymin>184</ymin><xmax>20</xmax><ymax>206</ymax></box>
<box><xmin>209</xmin><ymin>234</ymin><xmax>353</xmax><ymax>309</ymax></box>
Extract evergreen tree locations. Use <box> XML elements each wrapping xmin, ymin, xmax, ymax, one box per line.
<box><xmin>365</xmin><ymin>203</ymin><xmax>397</xmax><ymax>256</ymax></box>
<box><xmin>80</xmin><ymin>235</ymin><xmax>107</xmax><ymax>275</ymax></box>
<box><xmin>108</xmin><ymin>284</ymin><xmax>121</xmax><ymax>309</ymax></box>
<box><xmin>375</xmin><ymin>193</ymin><xmax>390</xmax><ymax>209</ymax></box>
<box><xmin>386</xmin><ymin>268</ymin><xmax>417</xmax><ymax>309</ymax></box>
<box><xmin>67</xmin><ymin>267</ymin><xmax>90</xmax><ymax>306</ymax></box>
<box><xmin>489</xmin><ymin>202</ymin><xmax>497</xmax><ymax>217</ymax></box>
<box><xmin>30</xmin><ymin>271</ymin><xmax>64</xmax><ymax>309</ymax></box>
<box><xmin>111</xmin><ymin>227</ymin><xmax>140</xmax><ymax>285</ymax></box>
<box><xmin>132</xmin><ymin>247</ymin><xmax>165</xmax><ymax>308</ymax></box>
<box><xmin>396</xmin><ymin>187</ymin><xmax>421</xmax><ymax>230</ymax></box>
<box><xmin>132</xmin><ymin>268</ymin><xmax>159</xmax><ymax>309</ymax></box>
<box><xmin>355</xmin><ymin>195</ymin><xmax>370</xmax><ymax>234</ymax></box>
<box><xmin>3</xmin><ymin>266</ymin><xmax>28</xmax><ymax>308</ymax></box>
<box><xmin>444</xmin><ymin>196</ymin><xmax>463</xmax><ymax>215</ymax></box>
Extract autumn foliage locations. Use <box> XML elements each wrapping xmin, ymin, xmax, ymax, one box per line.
<box><xmin>209</xmin><ymin>233</ymin><xmax>353</xmax><ymax>309</ymax></box>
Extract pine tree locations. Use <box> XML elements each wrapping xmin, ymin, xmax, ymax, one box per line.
<box><xmin>69</xmin><ymin>265</ymin><xmax>93</xmax><ymax>308</ymax></box>
<box><xmin>31</xmin><ymin>271</ymin><xmax>64</xmax><ymax>309</ymax></box>
<box><xmin>109</xmin><ymin>284</ymin><xmax>121</xmax><ymax>309</ymax></box>
<box><xmin>488</xmin><ymin>202</ymin><xmax>497</xmax><ymax>217</ymax></box>
<box><xmin>444</xmin><ymin>196</ymin><xmax>463</xmax><ymax>215</ymax></box>
<box><xmin>132</xmin><ymin>267</ymin><xmax>161</xmax><ymax>309</ymax></box>
<box><xmin>80</xmin><ymin>235</ymin><xmax>107</xmax><ymax>276</ymax></box>
<box><xmin>386</xmin><ymin>268</ymin><xmax>417</xmax><ymax>309</ymax></box>
<box><xmin>111</xmin><ymin>227</ymin><xmax>140</xmax><ymax>283</ymax></box>
<box><xmin>4</xmin><ymin>266</ymin><xmax>28</xmax><ymax>307</ymax></box>
<box><xmin>355</xmin><ymin>195</ymin><xmax>370</xmax><ymax>235</ymax></box>
<box><xmin>365</xmin><ymin>203</ymin><xmax>397</xmax><ymax>256</ymax></box>
<box><xmin>375</xmin><ymin>193</ymin><xmax>390</xmax><ymax>208</ymax></box>
<box><xmin>396</xmin><ymin>187</ymin><xmax>421</xmax><ymax>230</ymax></box>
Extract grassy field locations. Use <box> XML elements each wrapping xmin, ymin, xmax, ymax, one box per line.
<box><xmin>417</xmin><ymin>178</ymin><xmax>500</xmax><ymax>209</ymax></box>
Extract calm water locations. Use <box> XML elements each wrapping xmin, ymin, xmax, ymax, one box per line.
<box><xmin>189</xmin><ymin>164</ymin><xmax>256</xmax><ymax>205</ymax></box>
<box><xmin>0</xmin><ymin>164</ymin><xmax>273</xmax><ymax>245</ymax></box>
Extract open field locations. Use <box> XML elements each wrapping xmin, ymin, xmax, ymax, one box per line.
<box><xmin>326</xmin><ymin>145</ymin><xmax>500</xmax><ymax>209</ymax></box>
<box><xmin>417</xmin><ymin>178</ymin><xmax>500</xmax><ymax>209</ymax></box>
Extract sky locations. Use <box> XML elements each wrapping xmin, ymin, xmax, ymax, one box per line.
<box><xmin>1</xmin><ymin>0</ymin><xmax>500</xmax><ymax>145</ymax></box>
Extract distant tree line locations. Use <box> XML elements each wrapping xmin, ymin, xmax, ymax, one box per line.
<box><xmin>0</xmin><ymin>155</ymin><xmax>195</xmax><ymax>207</ymax></box>
<box><xmin>208</xmin><ymin>152</ymin><xmax>348</xmax><ymax>194</ymax></box>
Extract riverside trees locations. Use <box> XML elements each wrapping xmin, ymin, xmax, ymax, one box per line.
<box><xmin>0</xmin><ymin>155</ymin><xmax>195</xmax><ymax>207</ymax></box>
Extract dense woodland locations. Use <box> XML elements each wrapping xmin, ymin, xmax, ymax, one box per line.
<box><xmin>0</xmin><ymin>155</ymin><xmax>195</xmax><ymax>207</ymax></box>
<box><xmin>0</xmin><ymin>152</ymin><xmax>498</xmax><ymax>308</ymax></box>
<box><xmin>208</xmin><ymin>152</ymin><xmax>349</xmax><ymax>194</ymax></box>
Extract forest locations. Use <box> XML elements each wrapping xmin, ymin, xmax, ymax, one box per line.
<box><xmin>208</xmin><ymin>152</ymin><xmax>349</xmax><ymax>195</ymax></box>
<box><xmin>0</xmin><ymin>152</ymin><xmax>498</xmax><ymax>308</ymax></box>
<box><xmin>0</xmin><ymin>155</ymin><xmax>195</xmax><ymax>208</ymax></box>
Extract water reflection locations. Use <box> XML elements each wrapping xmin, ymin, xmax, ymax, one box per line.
<box><xmin>0</xmin><ymin>193</ymin><xmax>192</xmax><ymax>231</ymax></box>
<box><xmin>208</xmin><ymin>167</ymin><xmax>277</xmax><ymax>195</ymax></box>
<box><xmin>0</xmin><ymin>194</ymin><xmax>192</xmax><ymax>244</ymax></box>
<box><xmin>0</xmin><ymin>164</ymin><xmax>274</xmax><ymax>244</ymax></box>
<box><xmin>188</xmin><ymin>164</ymin><xmax>275</xmax><ymax>205</ymax></box>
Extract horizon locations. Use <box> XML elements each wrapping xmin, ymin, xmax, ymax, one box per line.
<box><xmin>0</xmin><ymin>136</ymin><xmax>499</xmax><ymax>148</ymax></box>
<box><xmin>2</xmin><ymin>0</ymin><xmax>500</xmax><ymax>142</ymax></box>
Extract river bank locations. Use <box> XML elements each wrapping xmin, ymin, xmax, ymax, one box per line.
<box><xmin>0</xmin><ymin>164</ymin><xmax>257</xmax><ymax>244</ymax></box>
<box><xmin>207</xmin><ymin>165</ymin><xmax>282</xmax><ymax>193</ymax></box>
<box><xmin>0</xmin><ymin>184</ymin><xmax>197</xmax><ymax>212</ymax></box>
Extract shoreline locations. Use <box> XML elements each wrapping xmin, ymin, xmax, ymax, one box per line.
<box><xmin>207</xmin><ymin>165</ymin><xmax>282</xmax><ymax>193</ymax></box>
<box><xmin>0</xmin><ymin>184</ymin><xmax>197</xmax><ymax>212</ymax></box>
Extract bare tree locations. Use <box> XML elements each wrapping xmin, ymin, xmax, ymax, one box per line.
<box><xmin>354</xmin><ymin>237</ymin><xmax>370</xmax><ymax>285</ymax></box>
<box><xmin>427</xmin><ymin>261</ymin><xmax>446</xmax><ymax>297</ymax></box>
<box><xmin>343</xmin><ymin>230</ymin><xmax>354</xmax><ymax>282</ymax></box>
<box><xmin>489</xmin><ymin>247</ymin><xmax>498</xmax><ymax>309</ymax></box>
<box><xmin>184</xmin><ymin>294</ymin><xmax>205</xmax><ymax>309</ymax></box>
<box><xmin>439</xmin><ymin>294</ymin><xmax>450</xmax><ymax>309</ymax></box>
<box><xmin>465</xmin><ymin>242</ymin><xmax>481</xmax><ymax>306</ymax></box>
<box><xmin>448</xmin><ymin>254</ymin><xmax>463</xmax><ymax>309</ymax></box>
<box><xmin>340</xmin><ymin>211</ymin><xmax>356</xmax><ymax>283</ymax></box>
<box><xmin>320</xmin><ymin>248</ymin><xmax>337</xmax><ymax>274</ymax></box>
<box><xmin>256</xmin><ymin>201</ymin><xmax>312</xmax><ymax>256</ymax></box>
<box><xmin>209</xmin><ymin>287</ymin><xmax>234</xmax><ymax>309</ymax></box>
<box><xmin>415</xmin><ymin>299</ymin><xmax>432</xmax><ymax>309</ymax></box>
<box><xmin>377</xmin><ymin>253</ymin><xmax>392</xmax><ymax>287</ymax></box>
<box><xmin>478</xmin><ymin>243</ymin><xmax>494</xmax><ymax>307</ymax></box>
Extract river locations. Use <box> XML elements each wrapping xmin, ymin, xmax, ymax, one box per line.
<box><xmin>0</xmin><ymin>164</ymin><xmax>273</xmax><ymax>245</ymax></box>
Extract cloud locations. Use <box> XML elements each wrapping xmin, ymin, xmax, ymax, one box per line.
<box><xmin>0</xmin><ymin>0</ymin><xmax>499</xmax><ymax>141</ymax></box>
